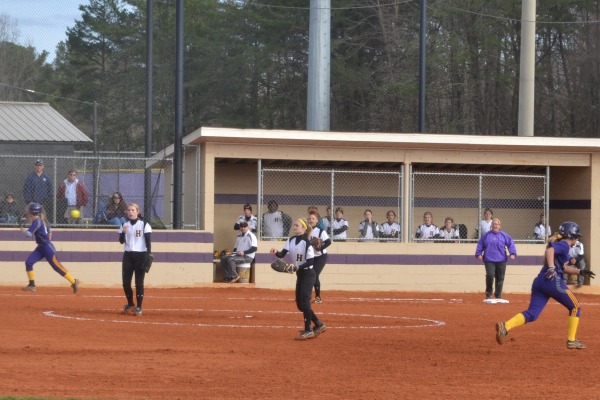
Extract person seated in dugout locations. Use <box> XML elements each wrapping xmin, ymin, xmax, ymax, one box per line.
<box><xmin>0</xmin><ymin>193</ymin><xmax>20</xmax><ymax>224</ymax></box>
<box><xmin>437</xmin><ymin>217</ymin><xmax>460</xmax><ymax>242</ymax></box>
<box><xmin>220</xmin><ymin>221</ymin><xmax>257</xmax><ymax>283</ymax></box>
<box><xmin>415</xmin><ymin>211</ymin><xmax>439</xmax><ymax>240</ymax></box>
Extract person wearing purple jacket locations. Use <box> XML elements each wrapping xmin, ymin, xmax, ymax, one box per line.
<box><xmin>475</xmin><ymin>218</ymin><xmax>517</xmax><ymax>302</ymax></box>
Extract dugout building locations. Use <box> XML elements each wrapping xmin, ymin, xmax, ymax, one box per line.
<box><xmin>2</xmin><ymin>127</ymin><xmax>599</xmax><ymax>295</ymax></box>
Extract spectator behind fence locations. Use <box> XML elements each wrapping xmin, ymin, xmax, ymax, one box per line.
<box><xmin>475</xmin><ymin>217</ymin><xmax>517</xmax><ymax>302</ymax></box>
<box><xmin>379</xmin><ymin>210</ymin><xmax>400</xmax><ymax>241</ymax></box>
<box><xmin>358</xmin><ymin>209</ymin><xmax>379</xmax><ymax>242</ymax></box>
<box><xmin>233</xmin><ymin>204</ymin><xmax>257</xmax><ymax>232</ymax></box>
<box><xmin>23</xmin><ymin>159</ymin><xmax>53</xmax><ymax>222</ymax></box>
<box><xmin>533</xmin><ymin>213</ymin><xmax>551</xmax><ymax>240</ymax></box>
<box><xmin>331</xmin><ymin>207</ymin><xmax>348</xmax><ymax>241</ymax></box>
<box><xmin>415</xmin><ymin>211</ymin><xmax>439</xmax><ymax>240</ymax></box>
<box><xmin>0</xmin><ymin>193</ymin><xmax>20</xmax><ymax>223</ymax></box>
<box><xmin>56</xmin><ymin>170</ymin><xmax>89</xmax><ymax>225</ymax></box>
<box><xmin>261</xmin><ymin>200</ymin><xmax>292</xmax><ymax>240</ymax></box>
<box><xmin>320</xmin><ymin>206</ymin><xmax>332</xmax><ymax>235</ymax></box>
<box><xmin>438</xmin><ymin>217</ymin><xmax>460</xmax><ymax>241</ymax></box>
<box><xmin>98</xmin><ymin>192</ymin><xmax>128</xmax><ymax>225</ymax></box>
<box><xmin>475</xmin><ymin>208</ymin><xmax>493</xmax><ymax>238</ymax></box>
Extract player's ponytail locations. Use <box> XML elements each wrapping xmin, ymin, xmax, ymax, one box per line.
<box><xmin>298</xmin><ymin>217</ymin><xmax>312</xmax><ymax>237</ymax></box>
<box><xmin>547</xmin><ymin>232</ymin><xmax>562</xmax><ymax>243</ymax></box>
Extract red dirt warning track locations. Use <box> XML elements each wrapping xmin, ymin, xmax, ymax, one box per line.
<box><xmin>0</xmin><ymin>286</ymin><xmax>599</xmax><ymax>399</ymax></box>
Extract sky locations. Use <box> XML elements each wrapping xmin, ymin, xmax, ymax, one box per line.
<box><xmin>0</xmin><ymin>0</ymin><xmax>84</xmax><ymax>62</ymax></box>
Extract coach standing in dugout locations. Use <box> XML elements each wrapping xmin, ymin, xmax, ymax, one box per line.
<box><xmin>475</xmin><ymin>217</ymin><xmax>517</xmax><ymax>302</ymax></box>
<box><xmin>233</xmin><ymin>204</ymin><xmax>258</xmax><ymax>233</ymax></box>
<box><xmin>119</xmin><ymin>203</ymin><xmax>152</xmax><ymax>316</ymax></box>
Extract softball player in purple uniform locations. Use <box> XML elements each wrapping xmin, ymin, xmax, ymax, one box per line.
<box><xmin>496</xmin><ymin>221</ymin><xmax>595</xmax><ymax>349</ymax></box>
<box><xmin>271</xmin><ymin>218</ymin><xmax>326</xmax><ymax>340</ymax></box>
<box><xmin>20</xmin><ymin>202</ymin><xmax>79</xmax><ymax>293</ymax></box>
<box><xmin>307</xmin><ymin>212</ymin><xmax>331</xmax><ymax>304</ymax></box>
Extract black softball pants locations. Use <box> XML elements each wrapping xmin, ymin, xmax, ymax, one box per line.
<box><xmin>295</xmin><ymin>267</ymin><xmax>321</xmax><ymax>331</ymax></box>
<box><xmin>313</xmin><ymin>253</ymin><xmax>328</xmax><ymax>298</ymax></box>
<box><xmin>122</xmin><ymin>251</ymin><xmax>147</xmax><ymax>308</ymax></box>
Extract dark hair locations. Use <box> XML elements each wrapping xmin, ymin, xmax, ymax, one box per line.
<box><xmin>243</xmin><ymin>204</ymin><xmax>252</xmax><ymax>211</ymax></box>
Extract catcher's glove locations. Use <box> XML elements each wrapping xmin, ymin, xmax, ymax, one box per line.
<box><xmin>143</xmin><ymin>253</ymin><xmax>154</xmax><ymax>273</ymax></box>
<box><xmin>581</xmin><ymin>269</ymin><xmax>596</xmax><ymax>279</ymax></box>
<box><xmin>310</xmin><ymin>236</ymin><xmax>323</xmax><ymax>251</ymax></box>
<box><xmin>271</xmin><ymin>258</ymin><xmax>297</xmax><ymax>274</ymax></box>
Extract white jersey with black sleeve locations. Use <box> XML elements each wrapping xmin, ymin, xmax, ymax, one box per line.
<box><xmin>379</xmin><ymin>221</ymin><xmax>400</xmax><ymax>238</ymax></box>
<box><xmin>438</xmin><ymin>228</ymin><xmax>460</xmax><ymax>240</ymax></box>
<box><xmin>233</xmin><ymin>231</ymin><xmax>258</xmax><ymax>260</ymax></box>
<box><xmin>309</xmin><ymin>227</ymin><xmax>329</xmax><ymax>257</ymax></box>
<box><xmin>284</xmin><ymin>235</ymin><xmax>315</xmax><ymax>269</ymax></box>
<box><xmin>119</xmin><ymin>219</ymin><xmax>152</xmax><ymax>252</ymax></box>
<box><xmin>331</xmin><ymin>218</ymin><xmax>348</xmax><ymax>240</ymax></box>
<box><xmin>415</xmin><ymin>224</ymin><xmax>439</xmax><ymax>240</ymax></box>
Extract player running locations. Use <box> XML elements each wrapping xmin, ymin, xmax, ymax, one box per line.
<box><xmin>270</xmin><ymin>217</ymin><xmax>326</xmax><ymax>340</ymax></box>
<box><xmin>495</xmin><ymin>221</ymin><xmax>595</xmax><ymax>349</ymax></box>
<box><xmin>20</xmin><ymin>202</ymin><xmax>79</xmax><ymax>293</ymax></box>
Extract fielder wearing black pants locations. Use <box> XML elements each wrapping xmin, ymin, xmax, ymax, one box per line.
<box><xmin>296</xmin><ymin>267</ymin><xmax>322</xmax><ymax>331</ymax></box>
<box><xmin>122</xmin><ymin>251</ymin><xmax>147</xmax><ymax>308</ymax></box>
<box><xmin>313</xmin><ymin>253</ymin><xmax>328</xmax><ymax>299</ymax></box>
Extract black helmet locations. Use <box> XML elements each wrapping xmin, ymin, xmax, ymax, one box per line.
<box><xmin>558</xmin><ymin>221</ymin><xmax>581</xmax><ymax>239</ymax></box>
<box><xmin>28</xmin><ymin>202</ymin><xmax>43</xmax><ymax>215</ymax></box>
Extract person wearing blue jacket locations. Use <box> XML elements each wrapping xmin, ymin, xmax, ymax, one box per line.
<box><xmin>475</xmin><ymin>217</ymin><xmax>517</xmax><ymax>302</ymax></box>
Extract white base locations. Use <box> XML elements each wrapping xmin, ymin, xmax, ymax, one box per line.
<box><xmin>483</xmin><ymin>298</ymin><xmax>510</xmax><ymax>304</ymax></box>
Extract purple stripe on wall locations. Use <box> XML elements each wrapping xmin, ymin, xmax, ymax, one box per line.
<box><xmin>0</xmin><ymin>230</ymin><xmax>213</xmax><ymax>243</ymax></box>
<box><xmin>0</xmin><ymin>250</ymin><xmax>543</xmax><ymax>266</ymax></box>
<box><xmin>215</xmin><ymin>194</ymin><xmax>259</xmax><ymax>205</ymax></box>
<box><xmin>549</xmin><ymin>200</ymin><xmax>591</xmax><ymax>210</ymax></box>
<box><xmin>255</xmin><ymin>253</ymin><xmax>544</xmax><ymax>266</ymax></box>
<box><xmin>216</xmin><ymin>193</ymin><xmax>590</xmax><ymax>210</ymax></box>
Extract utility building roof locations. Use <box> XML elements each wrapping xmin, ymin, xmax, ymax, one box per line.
<box><xmin>0</xmin><ymin>101</ymin><xmax>92</xmax><ymax>143</ymax></box>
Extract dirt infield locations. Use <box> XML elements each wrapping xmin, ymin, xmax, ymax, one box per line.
<box><xmin>1</xmin><ymin>286</ymin><xmax>599</xmax><ymax>400</ymax></box>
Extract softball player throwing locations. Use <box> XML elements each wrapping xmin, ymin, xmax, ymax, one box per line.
<box><xmin>270</xmin><ymin>218</ymin><xmax>326</xmax><ymax>340</ymax></box>
<box><xmin>495</xmin><ymin>221</ymin><xmax>595</xmax><ymax>349</ymax></box>
<box><xmin>119</xmin><ymin>203</ymin><xmax>152</xmax><ymax>316</ymax></box>
<box><xmin>20</xmin><ymin>202</ymin><xmax>79</xmax><ymax>293</ymax></box>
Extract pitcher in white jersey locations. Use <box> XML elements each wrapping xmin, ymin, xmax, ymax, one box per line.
<box><xmin>119</xmin><ymin>203</ymin><xmax>152</xmax><ymax>317</ymax></box>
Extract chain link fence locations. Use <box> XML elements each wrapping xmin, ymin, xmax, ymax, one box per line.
<box><xmin>411</xmin><ymin>171</ymin><xmax>548</xmax><ymax>243</ymax></box>
<box><xmin>259</xmin><ymin>167</ymin><xmax>404</xmax><ymax>241</ymax></box>
<box><xmin>0</xmin><ymin>154</ymin><xmax>169</xmax><ymax>228</ymax></box>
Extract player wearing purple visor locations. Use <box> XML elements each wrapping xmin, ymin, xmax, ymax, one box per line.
<box><xmin>496</xmin><ymin>221</ymin><xmax>595</xmax><ymax>349</ymax></box>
